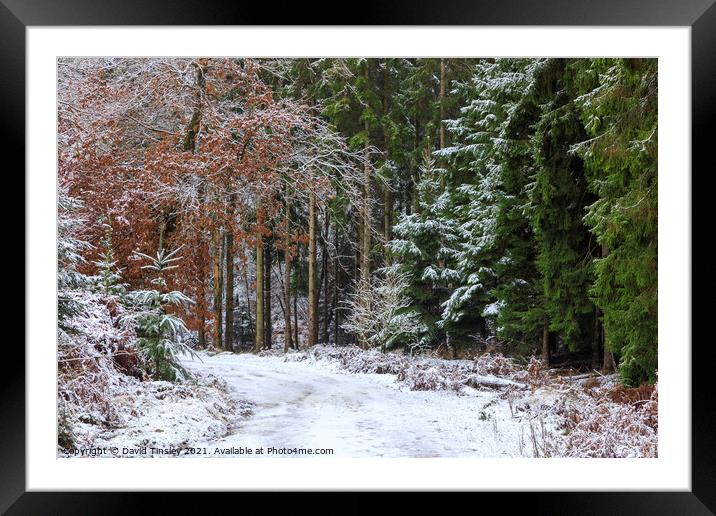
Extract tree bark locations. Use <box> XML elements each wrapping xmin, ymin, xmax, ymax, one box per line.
<box><xmin>357</xmin><ymin>64</ymin><xmax>373</xmax><ymax>345</ymax></box>
<box><xmin>542</xmin><ymin>324</ymin><xmax>550</xmax><ymax>366</ymax></box>
<box><xmin>307</xmin><ymin>191</ymin><xmax>318</xmax><ymax>347</ymax></box>
<box><xmin>197</xmin><ymin>242</ymin><xmax>207</xmax><ymax>349</ymax></box>
<box><xmin>355</xmin><ymin>215</ymin><xmax>362</xmax><ymax>283</ymax></box>
<box><xmin>411</xmin><ymin>114</ymin><xmax>420</xmax><ymax>215</ymax></box>
<box><xmin>293</xmin><ymin>276</ymin><xmax>299</xmax><ymax>349</ymax></box>
<box><xmin>224</xmin><ymin>230</ymin><xmax>234</xmax><ymax>351</ymax></box>
<box><xmin>322</xmin><ymin>210</ymin><xmax>330</xmax><ymax>344</ymax></box>
<box><xmin>601</xmin><ymin>243</ymin><xmax>616</xmax><ymax>372</ymax></box>
<box><xmin>283</xmin><ymin>195</ymin><xmax>293</xmax><ymax>353</ymax></box>
<box><xmin>382</xmin><ymin>64</ymin><xmax>392</xmax><ymax>262</ymax></box>
<box><xmin>383</xmin><ymin>186</ymin><xmax>392</xmax><ymax>256</ymax></box>
<box><xmin>243</xmin><ymin>265</ymin><xmax>254</xmax><ymax>337</ymax></box>
<box><xmin>158</xmin><ymin>219</ymin><xmax>167</xmax><ymax>254</ymax></box>
<box><xmin>333</xmin><ymin>230</ymin><xmax>340</xmax><ymax>346</ymax></box>
<box><xmin>183</xmin><ymin>62</ymin><xmax>206</xmax><ymax>343</ymax></box>
<box><xmin>264</xmin><ymin>239</ymin><xmax>273</xmax><ymax>349</ymax></box>
<box><xmin>198</xmin><ymin>312</ymin><xmax>205</xmax><ymax>349</ymax></box>
<box><xmin>603</xmin><ymin>337</ymin><xmax>616</xmax><ymax>372</ymax></box>
<box><xmin>212</xmin><ymin>229</ymin><xmax>223</xmax><ymax>350</ymax></box>
<box><xmin>362</xmin><ymin>120</ymin><xmax>371</xmax><ymax>288</ymax></box>
<box><xmin>255</xmin><ymin>199</ymin><xmax>264</xmax><ymax>352</ymax></box>
<box><xmin>591</xmin><ymin>307</ymin><xmax>601</xmax><ymax>370</ymax></box>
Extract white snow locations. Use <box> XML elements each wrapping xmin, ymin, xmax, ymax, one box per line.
<box><xmin>63</xmin><ymin>348</ymin><xmax>656</xmax><ymax>458</ymax></box>
<box><xmin>62</xmin><ymin>369</ymin><xmax>244</xmax><ymax>458</ymax></box>
<box><xmin>180</xmin><ymin>351</ymin><xmax>563</xmax><ymax>458</ymax></box>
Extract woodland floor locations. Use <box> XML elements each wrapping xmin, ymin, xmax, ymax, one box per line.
<box><xmin>70</xmin><ymin>347</ymin><xmax>656</xmax><ymax>458</ymax></box>
<box><xmin>181</xmin><ymin>350</ymin><xmax>563</xmax><ymax>458</ymax></box>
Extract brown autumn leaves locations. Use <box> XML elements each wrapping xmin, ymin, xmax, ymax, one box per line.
<box><xmin>58</xmin><ymin>58</ymin><xmax>372</xmax><ymax>352</ymax></box>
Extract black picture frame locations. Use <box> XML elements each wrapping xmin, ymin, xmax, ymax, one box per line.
<box><xmin>4</xmin><ymin>1</ymin><xmax>712</xmax><ymax>512</ymax></box>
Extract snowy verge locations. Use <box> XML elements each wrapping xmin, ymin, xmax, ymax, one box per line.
<box><xmin>277</xmin><ymin>345</ymin><xmax>658</xmax><ymax>458</ymax></box>
<box><xmin>280</xmin><ymin>344</ymin><xmax>532</xmax><ymax>392</ymax></box>
<box><xmin>59</xmin><ymin>368</ymin><xmax>251</xmax><ymax>458</ymax></box>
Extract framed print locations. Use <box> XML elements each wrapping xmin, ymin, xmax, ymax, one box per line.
<box><xmin>4</xmin><ymin>0</ymin><xmax>713</xmax><ymax>512</ymax></box>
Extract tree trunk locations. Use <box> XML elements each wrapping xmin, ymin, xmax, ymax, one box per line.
<box><xmin>322</xmin><ymin>210</ymin><xmax>330</xmax><ymax>344</ymax></box>
<box><xmin>255</xmin><ymin>199</ymin><xmax>264</xmax><ymax>352</ymax></box>
<box><xmin>382</xmin><ymin>65</ymin><xmax>392</xmax><ymax>261</ymax></box>
<box><xmin>198</xmin><ymin>313</ymin><xmax>205</xmax><ymax>349</ymax></box>
<box><xmin>603</xmin><ymin>338</ymin><xmax>616</xmax><ymax>372</ymax></box>
<box><xmin>283</xmin><ymin>196</ymin><xmax>293</xmax><ymax>353</ymax></box>
<box><xmin>383</xmin><ymin>186</ymin><xmax>392</xmax><ymax>257</ymax></box>
<box><xmin>542</xmin><ymin>324</ymin><xmax>550</xmax><ymax>366</ymax></box>
<box><xmin>355</xmin><ymin>215</ymin><xmax>362</xmax><ymax>283</ymax></box>
<box><xmin>333</xmin><ymin>230</ymin><xmax>340</xmax><ymax>346</ymax></box>
<box><xmin>243</xmin><ymin>265</ymin><xmax>254</xmax><ymax>337</ymax></box>
<box><xmin>264</xmin><ymin>240</ymin><xmax>273</xmax><ymax>349</ymax></box>
<box><xmin>411</xmin><ymin>114</ymin><xmax>420</xmax><ymax>215</ymax></box>
<box><xmin>224</xmin><ymin>230</ymin><xmax>234</xmax><ymax>351</ymax></box>
<box><xmin>212</xmin><ymin>229</ymin><xmax>223</xmax><ymax>350</ymax></box>
<box><xmin>307</xmin><ymin>191</ymin><xmax>318</xmax><ymax>347</ymax></box>
<box><xmin>183</xmin><ymin>63</ymin><xmax>206</xmax><ymax>346</ymax></box>
<box><xmin>317</xmin><ymin>230</ymin><xmax>325</xmax><ymax>331</ymax></box>
<box><xmin>197</xmin><ymin>243</ymin><xmax>207</xmax><ymax>349</ymax></box>
<box><xmin>362</xmin><ymin>120</ymin><xmax>371</xmax><ymax>289</ymax></box>
<box><xmin>293</xmin><ymin>277</ymin><xmax>299</xmax><ymax>349</ymax></box>
<box><xmin>591</xmin><ymin>307</ymin><xmax>601</xmax><ymax>370</ymax></box>
<box><xmin>601</xmin><ymin>243</ymin><xmax>615</xmax><ymax>372</ymax></box>
<box><xmin>358</xmin><ymin>62</ymin><xmax>373</xmax><ymax>347</ymax></box>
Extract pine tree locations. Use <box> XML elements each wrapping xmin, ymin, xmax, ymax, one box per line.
<box><xmin>572</xmin><ymin>58</ymin><xmax>658</xmax><ymax>385</ymax></box>
<box><xmin>488</xmin><ymin>60</ymin><xmax>547</xmax><ymax>356</ymax></box>
<box><xmin>127</xmin><ymin>247</ymin><xmax>196</xmax><ymax>381</ymax></box>
<box><xmin>57</xmin><ymin>185</ymin><xmax>93</xmax><ymax>336</ymax></box>
<box><xmin>93</xmin><ymin>219</ymin><xmax>127</xmax><ymax>297</ymax></box>
<box><xmin>436</xmin><ymin>60</ymin><xmax>512</xmax><ymax>348</ymax></box>
<box><xmin>527</xmin><ymin>59</ymin><xmax>598</xmax><ymax>357</ymax></box>
<box><xmin>389</xmin><ymin>152</ymin><xmax>457</xmax><ymax>349</ymax></box>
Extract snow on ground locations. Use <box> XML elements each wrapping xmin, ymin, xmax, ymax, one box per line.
<box><xmin>61</xmin><ymin>368</ymin><xmax>247</xmax><ymax>458</ymax></box>
<box><xmin>181</xmin><ymin>350</ymin><xmax>564</xmax><ymax>458</ymax></box>
<box><xmin>63</xmin><ymin>346</ymin><xmax>656</xmax><ymax>458</ymax></box>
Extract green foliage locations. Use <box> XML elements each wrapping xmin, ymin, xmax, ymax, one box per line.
<box><xmin>93</xmin><ymin>220</ymin><xmax>128</xmax><ymax>297</ymax></box>
<box><xmin>57</xmin><ymin>185</ymin><xmax>93</xmax><ymax>336</ymax></box>
<box><xmin>437</xmin><ymin>60</ymin><xmax>531</xmax><ymax>348</ymax></box>
<box><xmin>271</xmin><ymin>57</ymin><xmax>657</xmax><ymax>384</ymax></box>
<box><xmin>57</xmin><ymin>404</ymin><xmax>75</xmax><ymax>451</ymax></box>
<box><xmin>389</xmin><ymin>154</ymin><xmax>455</xmax><ymax>348</ymax></box>
<box><xmin>571</xmin><ymin>58</ymin><xmax>658</xmax><ymax>385</ymax></box>
<box><xmin>528</xmin><ymin>59</ymin><xmax>597</xmax><ymax>351</ymax></box>
<box><xmin>384</xmin><ymin>58</ymin><xmax>657</xmax><ymax>386</ymax></box>
<box><xmin>127</xmin><ymin>247</ymin><xmax>196</xmax><ymax>381</ymax></box>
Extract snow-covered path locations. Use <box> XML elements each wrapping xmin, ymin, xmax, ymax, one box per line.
<box><xmin>183</xmin><ymin>352</ymin><xmax>533</xmax><ymax>458</ymax></box>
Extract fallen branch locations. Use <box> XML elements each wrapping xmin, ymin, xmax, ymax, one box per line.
<box><xmin>464</xmin><ymin>374</ymin><xmax>528</xmax><ymax>391</ymax></box>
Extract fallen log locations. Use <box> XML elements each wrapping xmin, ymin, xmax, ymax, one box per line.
<box><xmin>464</xmin><ymin>374</ymin><xmax>528</xmax><ymax>391</ymax></box>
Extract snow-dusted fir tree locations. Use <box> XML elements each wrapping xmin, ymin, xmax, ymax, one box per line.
<box><xmin>93</xmin><ymin>219</ymin><xmax>127</xmax><ymax>297</ymax></box>
<box><xmin>480</xmin><ymin>59</ymin><xmax>547</xmax><ymax>355</ymax></box>
<box><xmin>388</xmin><ymin>150</ymin><xmax>458</xmax><ymax>348</ymax></box>
<box><xmin>126</xmin><ymin>247</ymin><xmax>196</xmax><ymax>381</ymax></box>
<box><xmin>431</xmin><ymin>59</ymin><xmax>549</xmax><ymax>355</ymax></box>
<box><xmin>430</xmin><ymin>60</ymin><xmax>526</xmax><ymax>346</ymax></box>
<box><xmin>58</xmin><ymin>185</ymin><xmax>136</xmax><ymax>447</ymax></box>
<box><xmin>57</xmin><ymin>185</ymin><xmax>93</xmax><ymax>337</ymax></box>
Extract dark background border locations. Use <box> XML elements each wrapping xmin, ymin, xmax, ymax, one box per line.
<box><xmin>4</xmin><ymin>1</ymin><xmax>713</xmax><ymax>513</ymax></box>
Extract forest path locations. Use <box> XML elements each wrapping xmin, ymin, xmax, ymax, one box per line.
<box><xmin>183</xmin><ymin>351</ymin><xmax>527</xmax><ymax>458</ymax></box>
